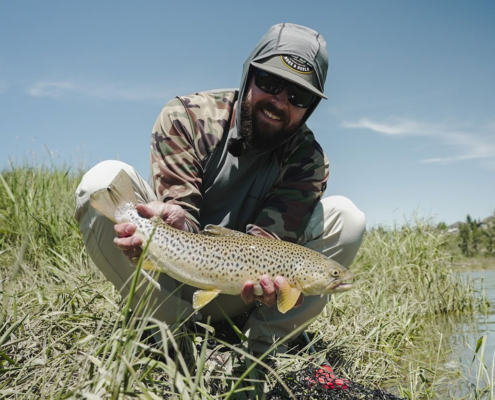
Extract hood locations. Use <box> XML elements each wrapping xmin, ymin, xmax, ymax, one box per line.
<box><xmin>232</xmin><ymin>23</ymin><xmax>328</xmax><ymax>156</ymax></box>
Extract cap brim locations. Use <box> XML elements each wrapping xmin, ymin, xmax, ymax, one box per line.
<box><xmin>251</xmin><ymin>61</ymin><xmax>328</xmax><ymax>100</ymax></box>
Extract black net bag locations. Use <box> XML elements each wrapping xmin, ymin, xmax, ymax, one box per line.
<box><xmin>266</xmin><ymin>362</ymin><xmax>405</xmax><ymax>400</ymax></box>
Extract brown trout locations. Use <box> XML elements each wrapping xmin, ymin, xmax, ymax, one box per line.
<box><xmin>90</xmin><ymin>170</ymin><xmax>354</xmax><ymax>313</ymax></box>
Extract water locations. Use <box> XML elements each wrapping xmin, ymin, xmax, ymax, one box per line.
<box><xmin>455</xmin><ymin>270</ymin><xmax>495</xmax><ymax>383</ymax></box>
<box><xmin>433</xmin><ymin>269</ymin><xmax>495</xmax><ymax>395</ymax></box>
<box><xmin>389</xmin><ymin>269</ymin><xmax>495</xmax><ymax>397</ymax></box>
<box><xmin>460</xmin><ymin>270</ymin><xmax>495</xmax><ymax>363</ymax></box>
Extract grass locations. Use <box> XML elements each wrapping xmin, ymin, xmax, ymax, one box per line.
<box><xmin>0</xmin><ymin>164</ymin><xmax>491</xmax><ymax>399</ymax></box>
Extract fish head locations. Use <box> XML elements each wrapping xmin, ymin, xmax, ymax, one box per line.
<box><xmin>325</xmin><ymin>266</ymin><xmax>354</xmax><ymax>293</ymax></box>
<box><xmin>302</xmin><ymin>256</ymin><xmax>355</xmax><ymax>295</ymax></box>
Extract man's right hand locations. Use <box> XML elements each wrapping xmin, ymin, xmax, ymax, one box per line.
<box><xmin>113</xmin><ymin>201</ymin><xmax>187</xmax><ymax>264</ymax></box>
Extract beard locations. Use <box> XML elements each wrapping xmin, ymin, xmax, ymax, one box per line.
<box><xmin>239</xmin><ymin>98</ymin><xmax>301</xmax><ymax>151</ymax></box>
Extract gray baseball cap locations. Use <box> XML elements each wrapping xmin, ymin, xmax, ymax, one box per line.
<box><xmin>251</xmin><ymin>54</ymin><xmax>328</xmax><ymax>99</ymax></box>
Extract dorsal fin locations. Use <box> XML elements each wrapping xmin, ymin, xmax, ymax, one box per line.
<box><xmin>200</xmin><ymin>224</ymin><xmax>249</xmax><ymax>238</ymax></box>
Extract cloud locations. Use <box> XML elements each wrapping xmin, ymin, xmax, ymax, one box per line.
<box><xmin>342</xmin><ymin>118</ymin><xmax>426</xmax><ymax>136</ymax></box>
<box><xmin>420</xmin><ymin>157</ymin><xmax>454</xmax><ymax>165</ymax></box>
<box><xmin>27</xmin><ymin>79</ymin><xmax>169</xmax><ymax>102</ymax></box>
<box><xmin>342</xmin><ymin>117</ymin><xmax>495</xmax><ymax>167</ymax></box>
<box><xmin>28</xmin><ymin>81</ymin><xmax>77</xmax><ymax>97</ymax></box>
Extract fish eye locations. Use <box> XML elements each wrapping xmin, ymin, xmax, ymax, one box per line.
<box><xmin>331</xmin><ymin>270</ymin><xmax>339</xmax><ymax>277</ymax></box>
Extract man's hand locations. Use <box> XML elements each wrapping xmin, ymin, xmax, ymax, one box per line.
<box><xmin>240</xmin><ymin>275</ymin><xmax>304</xmax><ymax>308</ymax></box>
<box><xmin>113</xmin><ymin>201</ymin><xmax>187</xmax><ymax>264</ymax></box>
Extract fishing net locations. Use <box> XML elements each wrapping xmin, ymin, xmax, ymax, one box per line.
<box><xmin>194</xmin><ymin>319</ymin><xmax>405</xmax><ymax>399</ymax></box>
<box><xmin>266</xmin><ymin>362</ymin><xmax>405</xmax><ymax>400</ymax></box>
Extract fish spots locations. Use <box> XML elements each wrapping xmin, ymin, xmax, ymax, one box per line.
<box><xmin>126</xmin><ymin>214</ymin><xmax>346</xmax><ymax>296</ymax></box>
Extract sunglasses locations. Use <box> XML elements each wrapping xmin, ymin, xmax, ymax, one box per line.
<box><xmin>253</xmin><ymin>68</ymin><xmax>317</xmax><ymax>108</ymax></box>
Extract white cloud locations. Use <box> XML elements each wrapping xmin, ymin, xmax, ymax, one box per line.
<box><xmin>342</xmin><ymin>117</ymin><xmax>495</xmax><ymax>167</ymax></box>
<box><xmin>342</xmin><ymin>118</ymin><xmax>443</xmax><ymax>136</ymax></box>
<box><xmin>28</xmin><ymin>81</ymin><xmax>77</xmax><ymax>97</ymax></box>
<box><xmin>420</xmin><ymin>157</ymin><xmax>454</xmax><ymax>165</ymax></box>
<box><xmin>27</xmin><ymin>79</ymin><xmax>169</xmax><ymax>102</ymax></box>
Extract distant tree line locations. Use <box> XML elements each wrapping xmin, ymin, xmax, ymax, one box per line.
<box><xmin>445</xmin><ymin>213</ymin><xmax>495</xmax><ymax>257</ymax></box>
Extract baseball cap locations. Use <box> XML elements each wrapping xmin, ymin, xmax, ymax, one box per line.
<box><xmin>251</xmin><ymin>54</ymin><xmax>327</xmax><ymax>99</ymax></box>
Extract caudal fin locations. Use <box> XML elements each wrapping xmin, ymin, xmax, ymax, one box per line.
<box><xmin>90</xmin><ymin>170</ymin><xmax>139</xmax><ymax>223</ymax></box>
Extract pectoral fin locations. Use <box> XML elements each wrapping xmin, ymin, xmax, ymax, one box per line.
<box><xmin>277</xmin><ymin>282</ymin><xmax>302</xmax><ymax>314</ymax></box>
<box><xmin>192</xmin><ymin>289</ymin><xmax>221</xmax><ymax>309</ymax></box>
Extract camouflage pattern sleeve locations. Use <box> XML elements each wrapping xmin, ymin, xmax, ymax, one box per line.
<box><xmin>250</xmin><ymin>130</ymin><xmax>329</xmax><ymax>244</ymax></box>
<box><xmin>150</xmin><ymin>92</ymin><xmax>236</xmax><ymax>233</ymax></box>
<box><xmin>151</xmin><ymin>97</ymin><xmax>203</xmax><ymax>233</ymax></box>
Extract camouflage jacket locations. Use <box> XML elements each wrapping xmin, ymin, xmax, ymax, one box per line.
<box><xmin>150</xmin><ymin>90</ymin><xmax>329</xmax><ymax>244</ymax></box>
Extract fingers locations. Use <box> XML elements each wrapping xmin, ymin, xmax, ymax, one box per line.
<box><xmin>242</xmin><ymin>275</ymin><xmax>304</xmax><ymax>309</ymax></box>
<box><xmin>137</xmin><ymin>202</ymin><xmax>188</xmax><ymax>231</ymax></box>
<box><xmin>113</xmin><ymin>235</ymin><xmax>142</xmax><ymax>250</ymax></box>
<box><xmin>258</xmin><ymin>275</ymin><xmax>276</xmax><ymax>307</ymax></box>
<box><xmin>114</xmin><ymin>223</ymin><xmax>135</xmax><ymax>237</ymax></box>
<box><xmin>241</xmin><ymin>281</ymin><xmax>255</xmax><ymax>304</ymax></box>
<box><xmin>136</xmin><ymin>204</ymin><xmax>156</xmax><ymax>219</ymax></box>
<box><xmin>241</xmin><ymin>277</ymin><xmax>276</xmax><ymax>307</ymax></box>
<box><xmin>160</xmin><ymin>204</ymin><xmax>187</xmax><ymax>230</ymax></box>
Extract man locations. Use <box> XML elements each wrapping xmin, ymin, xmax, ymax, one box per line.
<box><xmin>75</xmin><ymin>23</ymin><xmax>365</xmax><ymax>365</ymax></box>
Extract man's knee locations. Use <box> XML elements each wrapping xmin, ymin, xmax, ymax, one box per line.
<box><xmin>321</xmin><ymin>196</ymin><xmax>366</xmax><ymax>247</ymax></box>
<box><xmin>305</xmin><ymin>196</ymin><xmax>365</xmax><ymax>265</ymax></box>
<box><xmin>75</xmin><ymin>161</ymin><xmax>136</xmax><ymax>216</ymax></box>
<box><xmin>74</xmin><ymin>160</ymin><xmax>153</xmax><ymax>223</ymax></box>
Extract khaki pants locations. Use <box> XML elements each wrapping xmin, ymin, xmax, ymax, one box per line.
<box><xmin>75</xmin><ymin>160</ymin><xmax>366</xmax><ymax>353</ymax></box>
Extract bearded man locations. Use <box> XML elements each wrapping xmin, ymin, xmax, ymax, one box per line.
<box><xmin>75</xmin><ymin>23</ymin><xmax>365</xmax><ymax>373</ymax></box>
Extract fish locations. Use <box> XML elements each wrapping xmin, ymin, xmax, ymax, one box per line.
<box><xmin>90</xmin><ymin>170</ymin><xmax>354</xmax><ymax>314</ymax></box>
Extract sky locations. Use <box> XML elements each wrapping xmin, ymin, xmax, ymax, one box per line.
<box><xmin>1</xmin><ymin>0</ymin><xmax>494</xmax><ymax>227</ymax></box>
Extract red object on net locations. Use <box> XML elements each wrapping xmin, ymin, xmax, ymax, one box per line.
<box><xmin>304</xmin><ymin>362</ymin><xmax>351</xmax><ymax>390</ymax></box>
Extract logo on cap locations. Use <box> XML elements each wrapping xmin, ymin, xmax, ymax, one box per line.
<box><xmin>281</xmin><ymin>55</ymin><xmax>314</xmax><ymax>74</ymax></box>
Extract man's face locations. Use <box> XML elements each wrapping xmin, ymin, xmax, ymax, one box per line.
<box><xmin>241</xmin><ymin>73</ymin><xmax>308</xmax><ymax>149</ymax></box>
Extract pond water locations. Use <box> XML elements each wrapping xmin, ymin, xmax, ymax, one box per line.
<box><xmin>429</xmin><ymin>269</ymin><xmax>495</xmax><ymax>396</ymax></box>
<box><xmin>455</xmin><ymin>270</ymin><xmax>495</xmax><ymax>387</ymax></box>
<box><xmin>458</xmin><ymin>270</ymin><xmax>495</xmax><ymax>366</ymax></box>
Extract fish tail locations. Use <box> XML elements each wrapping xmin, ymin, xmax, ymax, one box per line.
<box><xmin>90</xmin><ymin>170</ymin><xmax>139</xmax><ymax>223</ymax></box>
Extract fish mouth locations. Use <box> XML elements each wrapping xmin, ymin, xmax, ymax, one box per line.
<box><xmin>335</xmin><ymin>282</ymin><xmax>353</xmax><ymax>291</ymax></box>
<box><xmin>327</xmin><ymin>281</ymin><xmax>354</xmax><ymax>293</ymax></box>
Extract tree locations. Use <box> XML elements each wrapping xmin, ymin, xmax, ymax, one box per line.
<box><xmin>458</xmin><ymin>222</ymin><xmax>472</xmax><ymax>257</ymax></box>
<box><xmin>437</xmin><ymin>222</ymin><xmax>447</xmax><ymax>230</ymax></box>
<box><xmin>471</xmin><ymin>222</ymin><xmax>483</xmax><ymax>253</ymax></box>
<box><xmin>483</xmin><ymin>212</ymin><xmax>495</xmax><ymax>255</ymax></box>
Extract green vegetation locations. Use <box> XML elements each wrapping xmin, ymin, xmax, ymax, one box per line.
<box><xmin>437</xmin><ymin>213</ymin><xmax>495</xmax><ymax>271</ymax></box>
<box><xmin>0</xmin><ymin>166</ymin><xmax>491</xmax><ymax>399</ymax></box>
<box><xmin>457</xmin><ymin>214</ymin><xmax>495</xmax><ymax>259</ymax></box>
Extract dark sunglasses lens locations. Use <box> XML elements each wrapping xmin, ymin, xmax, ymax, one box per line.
<box><xmin>254</xmin><ymin>69</ymin><xmax>316</xmax><ymax>108</ymax></box>
<box><xmin>288</xmin><ymin>85</ymin><xmax>316</xmax><ymax>108</ymax></box>
<box><xmin>255</xmin><ymin>71</ymin><xmax>283</xmax><ymax>95</ymax></box>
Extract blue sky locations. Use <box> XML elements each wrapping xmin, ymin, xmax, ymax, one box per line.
<box><xmin>1</xmin><ymin>1</ymin><xmax>494</xmax><ymax>227</ymax></box>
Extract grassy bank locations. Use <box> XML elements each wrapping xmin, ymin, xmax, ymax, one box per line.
<box><xmin>0</xmin><ymin>166</ymin><xmax>489</xmax><ymax>399</ymax></box>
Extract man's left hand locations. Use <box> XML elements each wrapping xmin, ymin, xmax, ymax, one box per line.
<box><xmin>240</xmin><ymin>275</ymin><xmax>304</xmax><ymax>308</ymax></box>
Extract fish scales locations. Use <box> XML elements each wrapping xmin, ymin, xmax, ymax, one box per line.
<box><xmin>120</xmin><ymin>204</ymin><xmax>334</xmax><ymax>295</ymax></box>
<box><xmin>90</xmin><ymin>170</ymin><xmax>354</xmax><ymax>313</ymax></box>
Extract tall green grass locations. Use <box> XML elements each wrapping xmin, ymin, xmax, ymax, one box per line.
<box><xmin>0</xmin><ymin>166</ymin><xmax>490</xmax><ymax>399</ymax></box>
